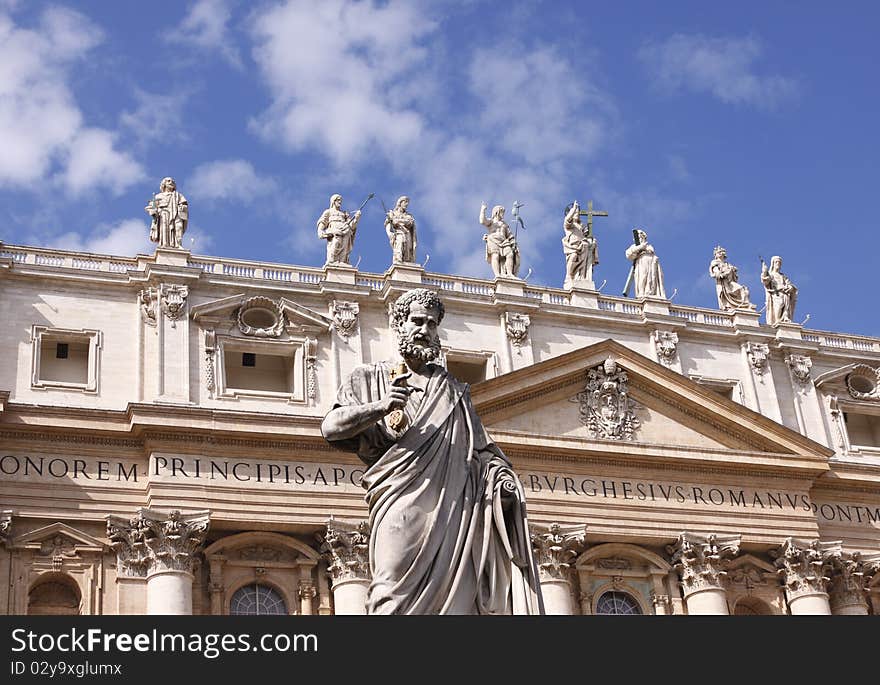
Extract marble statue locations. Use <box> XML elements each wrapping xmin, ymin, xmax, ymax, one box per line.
<box><xmin>384</xmin><ymin>195</ymin><xmax>417</xmax><ymax>264</ymax></box>
<box><xmin>761</xmin><ymin>255</ymin><xmax>798</xmax><ymax>326</ymax></box>
<box><xmin>709</xmin><ymin>246</ymin><xmax>754</xmax><ymax>311</ymax></box>
<box><xmin>317</xmin><ymin>194</ymin><xmax>362</xmax><ymax>266</ymax></box>
<box><xmin>146</xmin><ymin>177</ymin><xmax>188</xmax><ymax>249</ymax></box>
<box><xmin>479</xmin><ymin>202</ymin><xmax>520</xmax><ymax>278</ymax></box>
<box><xmin>321</xmin><ymin>288</ymin><xmax>544</xmax><ymax>615</ymax></box>
<box><xmin>562</xmin><ymin>201</ymin><xmax>600</xmax><ymax>289</ymax></box>
<box><xmin>624</xmin><ymin>229</ymin><xmax>666</xmax><ymax>298</ymax></box>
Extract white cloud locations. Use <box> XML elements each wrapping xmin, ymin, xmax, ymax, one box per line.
<box><xmin>53</xmin><ymin>218</ymin><xmax>153</xmax><ymax>257</ymax></box>
<box><xmin>189</xmin><ymin>159</ymin><xmax>277</xmax><ymax>202</ymax></box>
<box><xmin>119</xmin><ymin>89</ymin><xmax>188</xmax><ymax>146</ymax></box>
<box><xmin>166</xmin><ymin>0</ymin><xmax>242</xmax><ymax>67</ymax></box>
<box><xmin>248</xmin><ymin>0</ymin><xmax>435</xmax><ymax>165</ymax></box>
<box><xmin>0</xmin><ymin>7</ymin><xmax>144</xmax><ymax>194</ymax></box>
<box><xmin>638</xmin><ymin>33</ymin><xmax>798</xmax><ymax>109</ymax></box>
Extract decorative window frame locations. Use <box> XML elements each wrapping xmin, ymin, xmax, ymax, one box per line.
<box><xmin>591</xmin><ymin>584</ymin><xmax>649</xmax><ymax>616</ymax></box>
<box><xmin>440</xmin><ymin>347</ymin><xmax>499</xmax><ymax>382</ymax></box>
<box><xmin>30</xmin><ymin>326</ymin><xmax>102</xmax><ymax>394</ymax></box>
<box><xmin>688</xmin><ymin>374</ymin><xmax>744</xmax><ymax>404</ymax></box>
<box><xmin>213</xmin><ymin>334</ymin><xmax>313</xmax><ymax>404</ymax></box>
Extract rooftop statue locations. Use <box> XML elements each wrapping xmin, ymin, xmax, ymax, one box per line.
<box><xmin>321</xmin><ymin>288</ymin><xmax>544</xmax><ymax>614</ymax></box>
<box><xmin>709</xmin><ymin>246</ymin><xmax>754</xmax><ymax>311</ymax></box>
<box><xmin>562</xmin><ymin>200</ymin><xmax>601</xmax><ymax>289</ymax></box>
<box><xmin>479</xmin><ymin>202</ymin><xmax>520</xmax><ymax>278</ymax></box>
<box><xmin>761</xmin><ymin>255</ymin><xmax>798</xmax><ymax>326</ymax></box>
<box><xmin>623</xmin><ymin>228</ymin><xmax>666</xmax><ymax>298</ymax></box>
<box><xmin>384</xmin><ymin>195</ymin><xmax>417</xmax><ymax>264</ymax></box>
<box><xmin>146</xmin><ymin>177</ymin><xmax>188</xmax><ymax>249</ymax></box>
<box><xmin>317</xmin><ymin>194</ymin><xmax>368</xmax><ymax>266</ymax></box>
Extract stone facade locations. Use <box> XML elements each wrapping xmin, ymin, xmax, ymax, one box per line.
<box><xmin>0</xmin><ymin>241</ymin><xmax>878</xmax><ymax>615</ymax></box>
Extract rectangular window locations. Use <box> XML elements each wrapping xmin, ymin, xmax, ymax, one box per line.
<box><xmin>31</xmin><ymin>326</ymin><xmax>101</xmax><ymax>393</ymax></box>
<box><xmin>224</xmin><ymin>349</ymin><xmax>296</xmax><ymax>395</ymax></box>
<box><xmin>844</xmin><ymin>412</ymin><xmax>880</xmax><ymax>449</ymax></box>
<box><xmin>446</xmin><ymin>358</ymin><xmax>488</xmax><ymax>386</ymax></box>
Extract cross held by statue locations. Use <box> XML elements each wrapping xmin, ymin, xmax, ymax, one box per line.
<box><xmin>579</xmin><ymin>199</ymin><xmax>608</xmax><ymax>235</ymax></box>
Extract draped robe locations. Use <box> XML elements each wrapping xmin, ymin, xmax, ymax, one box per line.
<box><xmin>328</xmin><ymin>362</ymin><xmax>544</xmax><ymax>615</ymax></box>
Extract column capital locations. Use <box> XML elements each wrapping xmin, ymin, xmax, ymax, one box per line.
<box><xmin>298</xmin><ymin>579</ymin><xmax>317</xmax><ymax>600</ymax></box>
<box><xmin>320</xmin><ymin>518</ymin><xmax>371</xmax><ymax>583</ymax></box>
<box><xmin>829</xmin><ymin>551</ymin><xmax>880</xmax><ymax>613</ymax></box>
<box><xmin>667</xmin><ymin>532</ymin><xmax>741</xmax><ymax>596</ymax></box>
<box><xmin>771</xmin><ymin>538</ymin><xmax>841</xmax><ymax>601</ymax></box>
<box><xmin>530</xmin><ymin>523</ymin><xmax>587</xmax><ymax>581</ymax></box>
<box><xmin>107</xmin><ymin>509</ymin><xmax>210</xmax><ymax>577</ymax></box>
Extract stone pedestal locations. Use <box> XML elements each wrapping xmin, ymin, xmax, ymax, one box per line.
<box><xmin>321</xmin><ymin>519</ymin><xmax>371</xmax><ymax>615</ymax></box>
<box><xmin>772</xmin><ymin>538</ymin><xmax>840</xmax><ymax>615</ymax></box>
<box><xmin>494</xmin><ymin>275</ymin><xmax>524</xmax><ymax>298</ymax></box>
<box><xmin>668</xmin><ymin>532</ymin><xmax>740</xmax><ymax>615</ymax></box>
<box><xmin>147</xmin><ymin>570</ymin><xmax>194</xmax><ymax>615</ymax></box>
<box><xmin>530</xmin><ymin>523</ymin><xmax>587</xmax><ymax>615</ymax></box>
<box><xmin>323</xmin><ymin>263</ymin><xmax>358</xmax><ymax>285</ymax></box>
<box><xmin>387</xmin><ymin>262</ymin><xmax>425</xmax><ymax>284</ymax></box>
<box><xmin>641</xmin><ymin>296</ymin><xmax>670</xmax><ymax>317</ymax></box>
<box><xmin>568</xmin><ymin>283</ymin><xmax>599</xmax><ymax>309</ymax></box>
<box><xmin>107</xmin><ymin>508</ymin><xmax>210</xmax><ymax>616</ymax></box>
<box><xmin>154</xmin><ymin>247</ymin><xmax>191</xmax><ymax>267</ymax></box>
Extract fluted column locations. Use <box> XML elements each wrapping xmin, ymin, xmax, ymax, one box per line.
<box><xmin>829</xmin><ymin>552</ymin><xmax>880</xmax><ymax>615</ymax></box>
<box><xmin>530</xmin><ymin>523</ymin><xmax>587</xmax><ymax>615</ymax></box>
<box><xmin>772</xmin><ymin>538</ymin><xmax>840</xmax><ymax>615</ymax></box>
<box><xmin>107</xmin><ymin>509</ymin><xmax>210</xmax><ymax>615</ymax></box>
<box><xmin>668</xmin><ymin>532</ymin><xmax>740</xmax><ymax>615</ymax></box>
<box><xmin>320</xmin><ymin>519</ymin><xmax>371</xmax><ymax>615</ymax></box>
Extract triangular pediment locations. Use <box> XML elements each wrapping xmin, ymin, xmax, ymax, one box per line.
<box><xmin>12</xmin><ymin>522</ymin><xmax>106</xmax><ymax>552</ymax></box>
<box><xmin>471</xmin><ymin>339</ymin><xmax>831</xmax><ymax>475</ymax></box>
<box><xmin>191</xmin><ymin>293</ymin><xmax>332</xmax><ymax>333</ymax></box>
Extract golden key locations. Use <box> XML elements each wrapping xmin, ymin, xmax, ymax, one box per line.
<box><xmin>386</xmin><ymin>362</ymin><xmax>409</xmax><ymax>433</ymax></box>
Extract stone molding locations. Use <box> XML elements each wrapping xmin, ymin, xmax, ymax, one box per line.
<box><xmin>667</xmin><ymin>532</ymin><xmax>741</xmax><ymax>596</ymax></box>
<box><xmin>319</xmin><ymin>518</ymin><xmax>371</xmax><ymax>583</ymax></box>
<box><xmin>845</xmin><ymin>364</ymin><xmax>880</xmax><ymax>401</ymax></box>
<box><xmin>529</xmin><ymin>523</ymin><xmax>587</xmax><ymax>581</ymax></box>
<box><xmin>828</xmin><ymin>551</ymin><xmax>880</xmax><ymax>612</ymax></box>
<box><xmin>237</xmin><ymin>296</ymin><xmax>285</xmax><ymax>338</ymax></box>
<box><xmin>771</xmin><ymin>538</ymin><xmax>841</xmax><ymax>601</ymax></box>
<box><xmin>107</xmin><ymin>509</ymin><xmax>210</xmax><ymax>578</ymax></box>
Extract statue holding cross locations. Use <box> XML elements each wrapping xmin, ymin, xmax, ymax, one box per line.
<box><xmin>562</xmin><ymin>199</ymin><xmax>606</xmax><ymax>289</ymax></box>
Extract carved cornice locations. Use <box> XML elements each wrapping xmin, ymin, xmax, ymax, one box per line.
<box><xmin>828</xmin><ymin>551</ymin><xmax>880</xmax><ymax>612</ymax></box>
<box><xmin>107</xmin><ymin>509</ymin><xmax>210</xmax><ymax>577</ymax></box>
<box><xmin>319</xmin><ymin>518</ymin><xmax>371</xmax><ymax>583</ymax></box>
<box><xmin>771</xmin><ymin>538</ymin><xmax>841</xmax><ymax>600</ymax></box>
<box><xmin>667</xmin><ymin>532</ymin><xmax>741</xmax><ymax>595</ymax></box>
<box><xmin>529</xmin><ymin>523</ymin><xmax>587</xmax><ymax>582</ymax></box>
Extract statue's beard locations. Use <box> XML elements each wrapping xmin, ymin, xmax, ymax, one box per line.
<box><xmin>398</xmin><ymin>334</ymin><xmax>440</xmax><ymax>363</ymax></box>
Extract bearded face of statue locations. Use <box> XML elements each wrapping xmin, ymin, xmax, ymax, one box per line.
<box><xmin>397</xmin><ymin>301</ymin><xmax>441</xmax><ymax>363</ymax></box>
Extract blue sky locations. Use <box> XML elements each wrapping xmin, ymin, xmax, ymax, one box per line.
<box><xmin>1</xmin><ymin>1</ymin><xmax>878</xmax><ymax>336</ymax></box>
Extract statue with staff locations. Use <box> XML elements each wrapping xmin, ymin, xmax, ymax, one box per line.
<box><xmin>562</xmin><ymin>199</ymin><xmax>604</xmax><ymax>289</ymax></box>
<box><xmin>317</xmin><ymin>193</ymin><xmax>374</xmax><ymax>266</ymax></box>
<box><xmin>623</xmin><ymin>228</ymin><xmax>666</xmax><ymax>298</ymax></box>
<box><xmin>479</xmin><ymin>201</ymin><xmax>521</xmax><ymax>278</ymax></box>
<box><xmin>382</xmin><ymin>195</ymin><xmax>417</xmax><ymax>264</ymax></box>
<box><xmin>146</xmin><ymin>177</ymin><xmax>188</xmax><ymax>249</ymax></box>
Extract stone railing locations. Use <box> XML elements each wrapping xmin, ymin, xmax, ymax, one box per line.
<box><xmin>3</xmin><ymin>242</ymin><xmax>880</xmax><ymax>352</ymax></box>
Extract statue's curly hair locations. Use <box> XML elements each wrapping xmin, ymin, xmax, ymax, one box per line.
<box><xmin>389</xmin><ymin>288</ymin><xmax>445</xmax><ymax>330</ymax></box>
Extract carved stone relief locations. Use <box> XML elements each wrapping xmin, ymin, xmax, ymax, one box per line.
<box><xmin>785</xmin><ymin>354</ymin><xmax>812</xmax><ymax>385</ymax></box>
<box><xmin>138</xmin><ymin>287</ymin><xmax>157</xmax><ymax>327</ymax></box>
<box><xmin>504</xmin><ymin>312</ymin><xmax>530</xmax><ymax>348</ymax></box>
<box><xmin>0</xmin><ymin>511</ymin><xmax>11</xmax><ymax>545</ymax></box>
<box><xmin>330</xmin><ymin>300</ymin><xmax>359</xmax><ymax>339</ymax></box>
<box><xmin>319</xmin><ymin>518</ymin><xmax>371</xmax><ymax>583</ymax></box>
<box><xmin>828</xmin><ymin>551</ymin><xmax>880</xmax><ymax>613</ymax></box>
<box><xmin>845</xmin><ymin>364</ymin><xmax>880</xmax><ymax>401</ymax></box>
<box><xmin>529</xmin><ymin>523</ymin><xmax>587</xmax><ymax>582</ymax></box>
<box><xmin>159</xmin><ymin>284</ymin><xmax>188</xmax><ymax>326</ymax></box>
<box><xmin>237</xmin><ymin>296</ymin><xmax>285</xmax><ymax>338</ymax></box>
<box><xmin>204</xmin><ymin>329</ymin><xmax>216</xmax><ymax>397</ymax></box>
<box><xmin>576</xmin><ymin>357</ymin><xmax>640</xmax><ymax>441</ymax></box>
<box><xmin>667</xmin><ymin>532</ymin><xmax>741</xmax><ymax>595</ymax></box>
<box><xmin>305</xmin><ymin>338</ymin><xmax>317</xmax><ymax>402</ymax></box>
<box><xmin>771</xmin><ymin>538</ymin><xmax>841</xmax><ymax>601</ymax></box>
<box><xmin>653</xmin><ymin>330</ymin><xmax>678</xmax><ymax>364</ymax></box>
<box><xmin>107</xmin><ymin>509</ymin><xmax>210</xmax><ymax>577</ymax></box>
<box><xmin>746</xmin><ymin>342</ymin><xmax>769</xmax><ymax>376</ymax></box>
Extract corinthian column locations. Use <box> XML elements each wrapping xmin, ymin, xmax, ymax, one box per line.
<box><xmin>829</xmin><ymin>552</ymin><xmax>880</xmax><ymax>615</ymax></box>
<box><xmin>320</xmin><ymin>518</ymin><xmax>371</xmax><ymax>615</ymax></box>
<box><xmin>529</xmin><ymin>523</ymin><xmax>587</xmax><ymax>615</ymax></box>
<box><xmin>668</xmin><ymin>532</ymin><xmax>740</xmax><ymax>615</ymax></box>
<box><xmin>772</xmin><ymin>538</ymin><xmax>840</xmax><ymax>615</ymax></box>
<box><xmin>108</xmin><ymin>509</ymin><xmax>210</xmax><ymax>615</ymax></box>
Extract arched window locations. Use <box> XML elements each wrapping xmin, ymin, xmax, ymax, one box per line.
<box><xmin>595</xmin><ymin>591</ymin><xmax>642</xmax><ymax>615</ymax></box>
<box><xmin>28</xmin><ymin>575</ymin><xmax>81</xmax><ymax>615</ymax></box>
<box><xmin>229</xmin><ymin>584</ymin><xmax>287</xmax><ymax>615</ymax></box>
